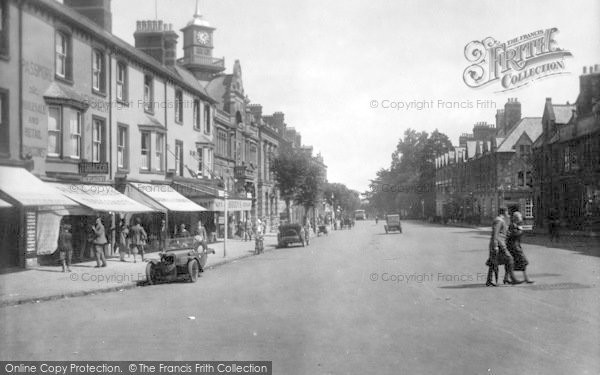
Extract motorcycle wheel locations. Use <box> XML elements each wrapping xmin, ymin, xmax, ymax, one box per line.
<box><xmin>188</xmin><ymin>260</ymin><xmax>199</xmax><ymax>283</ymax></box>
<box><xmin>146</xmin><ymin>263</ymin><xmax>157</xmax><ymax>285</ymax></box>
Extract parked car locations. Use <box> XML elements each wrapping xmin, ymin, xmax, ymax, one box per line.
<box><xmin>146</xmin><ymin>237</ymin><xmax>215</xmax><ymax>284</ymax></box>
<box><xmin>384</xmin><ymin>214</ymin><xmax>402</xmax><ymax>234</ymax></box>
<box><xmin>277</xmin><ymin>223</ymin><xmax>306</xmax><ymax>248</ymax></box>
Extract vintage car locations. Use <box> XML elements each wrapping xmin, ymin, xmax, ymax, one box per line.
<box><xmin>146</xmin><ymin>237</ymin><xmax>215</xmax><ymax>284</ymax></box>
<box><xmin>277</xmin><ymin>223</ymin><xmax>307</xmax><ymax>248</ymax></box>
<box><xmin>384</xmin><ymin>214</ymin><xmax>402</xmax><ymax>234</ymax></box>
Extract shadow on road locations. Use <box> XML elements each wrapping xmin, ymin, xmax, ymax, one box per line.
<box><xmin>439</xmin><ymin>283</ymin><xmax>490</xmax><ymax>289</ymax></box>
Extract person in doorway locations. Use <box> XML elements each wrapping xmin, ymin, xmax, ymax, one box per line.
<box><xmin>118</xmin><ymin>219</ymin><xmax>129</xmax><ymax>262</ymax></box>
<box><xmin>91</xmin><ymin>217</ymin><xmax>107</xmax><ymax>268</ymax></box>
<box><xmin>129</xmin><ymin>218</ymin><xmax>148</xmax><ymax>263</ymax></box>
<box><xmin>57</xmin><ymin>223</ymin><xmax>73</xmax><ymax>272</ymax></box>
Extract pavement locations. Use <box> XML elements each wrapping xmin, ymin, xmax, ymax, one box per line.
<box><xmin>0</xmin><ymin>234</ymin><xmax>278</xmax><ymax>307</ymax></box>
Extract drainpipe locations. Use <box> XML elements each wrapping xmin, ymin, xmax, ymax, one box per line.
<box><xmin>18</xmin><ymin>2</ymin><xmax>23</xmax><ymax>163</ymax></box>
<box><xmin>108</xmin><ymin>51</ymin><xmax>113</xmax><ymax>181</ymax></box>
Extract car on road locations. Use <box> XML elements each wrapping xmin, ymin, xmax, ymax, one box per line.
<box><xmin>146</xmin><ymin>237</ymin><xmax>215</xmax><ymax>284</ymax></box>
<box><xmin>277</xmin><ymin>223</ymin><xmax>307</xmax><ymax>248</ymax></box>
<box><xmin>384</xmin><ymin>214</ymin><xmax>402</xmax><ymax>234</ymax></box>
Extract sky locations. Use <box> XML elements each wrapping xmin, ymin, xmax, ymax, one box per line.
<box><xmin>110</xmin><ymin>0</ymin><xmax>600</xmax><ymax>193</ymax></box>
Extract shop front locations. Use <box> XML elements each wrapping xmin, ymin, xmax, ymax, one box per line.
<box><xmin>47</xmin><ymin>182</ymin><xmax>155</xmax><ymax>259</ymax></box>
<box><xmin>172</xmin><ymin>181</ymin><xmax>252</xmax><ymax>239</ymax></box>
<box><xmin>0</xmin><ymin>166</ymin><xmax>86</xmax><ymax>269</ymax></box>
<box><xmin>124</xmin><ymin>182</ymin><xmax>206</xmax><ymax>247</ymax></box>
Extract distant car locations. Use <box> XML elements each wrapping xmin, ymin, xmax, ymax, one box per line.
<box><xmin>384</xmin><ymin>214</ymin><xmax>402</xmax><ymax>234</ymax></box>
<box><xmin>354</xmin><ymin>209</ymin><xmax>366</xmax><ymax>220</ymax></box>
<box><xmin>146</xmin><ymin>237</ymin><xmax>215</xmax><ymax>284</ymax></box>
<box><xmin>277</xmin><ymin>223</ymin><xmax>306</xmax><ymax>248</ymax></box>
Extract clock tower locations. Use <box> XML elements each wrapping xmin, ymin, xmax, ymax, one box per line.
<box><xmin>181</xmin><ymin>0</ymin><xmax>226</xmax><ymax>81</ymax></box>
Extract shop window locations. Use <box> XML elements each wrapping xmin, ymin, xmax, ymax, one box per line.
<box><xmin>55</xmin><ymin>31</ymin><xmax>72</xmax><ymax>81</ymax></box>
<box><xmin>117</xmin><ymin>124</ymin><xmax>128</xmax><ymax>169</ymax></box>
<box><xmin>175</xmin><ymin>89</ymin><xmax>183</xmax><ymax>123</ymax></box>
<box><xmin>91</xmin><ymin>49</ymin><xmax>106</xmax><ymax>94</ymax></box>
<box><xmin>116</xmin><ymin>61</ymin><xmax>128</xmax><ymax>102</ymax></box>
<box><xmin>92</xmin><ymin>118</ymin><xmax>105</xmax><ymax>162</ymax></box>
<box><xmin>155</xmin><ymin>133</ymin><xmax>164</xmax><ymax>172</ymax></box>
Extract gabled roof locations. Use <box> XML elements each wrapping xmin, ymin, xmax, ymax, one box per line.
<box><xmin>495</xmin><ymin>117</ymin><xmax>542</xmax><ymax>152</ymax></box>
<box><xmin>465</xmin><ymin>141</ymin><xmax>477</xmax><ymax>159</ymax></box>
<box><xmin>205</xmin><ymin>75</ymin><xmax>232</xmax><ymax>111</ymax></box>
<box><xmin>552</xmin><ymin>104</ymin><xmax>575</xmax><ymax>124</ymax></box>
<box><xmin>548</xmin><ymin>115</ymin><xmax>600</xmax><ymax>144</ymax></box>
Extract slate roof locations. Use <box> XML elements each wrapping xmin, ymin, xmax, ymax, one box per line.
<box><xmin>495</xmin><ymin>117</ymin><xmax>542</xmax><ymax>152</ymax></box>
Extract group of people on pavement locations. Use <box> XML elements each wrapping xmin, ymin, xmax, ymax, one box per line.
<box><xmin>486</xmin><ymin>207</ymin><xmax>534</xmax><ymax>286</ymax></box>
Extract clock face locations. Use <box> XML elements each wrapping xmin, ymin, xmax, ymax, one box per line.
<box><xmin>196</xmin><ymin>31</ymin><xmax>210</xmax><ymax>45</ymax></box>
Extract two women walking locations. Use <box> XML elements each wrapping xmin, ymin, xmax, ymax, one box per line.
<box><xmin>486</xmin><ymin>208</ymin><xmax>533</xmax><ymax>286</ymax></box>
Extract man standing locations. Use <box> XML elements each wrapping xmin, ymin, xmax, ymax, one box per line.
<box><xmin>194</xmin><ymin>220</ymin><xmax>208</xmax><ymax>251</ymax></box>
<box><xmin>91</xmin><ymin>217</ymin><xmax>107</xmax><ymax>268</ymax></box>
<box><xmin>486</xmin><ymin>207</ymin><xmax>521</xmax><ymax>286</ymax></box>
<box><xmin>129</xmin><ymin>218</ymin><xmax>147</xmax><ymax>263</ymax></box>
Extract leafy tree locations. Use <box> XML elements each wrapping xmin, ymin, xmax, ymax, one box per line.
<box><xmin>295</xmin><ymin>158</ymin><xmax>326</xmax><ymax>220</ymax></box>
<box><xmin>270</xmin><ymin>145</ymin><xmax>310</xmax><ymax>221</ymax></box>
<box><xmin>368</xmin><ymin>128</ymin><xmax>452</xmax><ymax>218</ymax></box>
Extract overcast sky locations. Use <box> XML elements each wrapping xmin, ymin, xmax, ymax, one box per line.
<box><xmin>112</xmin><ymin>0</ymin><xmax>600</xmax><ymax>193</ymax></box>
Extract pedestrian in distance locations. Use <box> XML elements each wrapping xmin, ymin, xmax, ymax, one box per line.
<box><xmin>486</xmin><ymin>207</ymin><xmax>522</xmax><ymax>286</ymax></box>
<box><xmin>91</xmin><ymin>217</ymin><xmax>107</xmax><ymax>268</ymax></box>
<box><xmin>194</xmin><ymin>220</ymin><xmax>208</xmax><ymax>251</ymax></box>
<box><xmin>548</xmin><ymin>209</ymin><xmax>560</xmax><ymax>242</ymax></box>
<box><xmin>57</xmin><ymin>223</ymin><xmax>73</xmax><ymax>272</ymax></box>
<box><xmin>507</xmin><ymin>211</ymin><xmax>533</xmax><ymax>284</ymax></box>
<box><xmin>158</xmin><ymin>219</ymin><xmax>168</xmax><ymax>251</ymax></box>
<box><xmin>129</xmin><ymin>218</ymin><xmax>148</xmax><ymax>263</ymax></box>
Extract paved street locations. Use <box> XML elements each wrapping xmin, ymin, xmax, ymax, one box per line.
<box><xmin>1</xmin><ymin>221</ymin><xmax>599</xmax><ymax>374</ymax></box>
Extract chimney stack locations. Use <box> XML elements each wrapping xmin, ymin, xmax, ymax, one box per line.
<box><xmin>134</xmin><ymin>20</ymin><xmax>179</xmax><ymax>67</ymax></box>
<box><xmin>64</xmin><ymin>0</ymin><xmax>112</xmax><ymax>33</ymax></box>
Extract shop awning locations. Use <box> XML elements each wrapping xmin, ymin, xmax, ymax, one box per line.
<box><xmin>126</xmin><ymin>183</ymin><xmax>206</xmax><ymax>212</ymax></box>
<box><xmin>0</xmin><ymin>198</ymin><xmax>12</xmax><ymax>208</ymax></box>
<box><xmin>0</xmin><ymin>166</ymin><xmax>78</xmax><ymax>207</ymax></box>
<box><xmin>48</xmin><ymin>183</ymin><xmax>155</xmax><ymax>213</ymax></box>
<box><xmin>172</xmin><ymin>182</ymin><xmax>252</xmax><ymax>212</ymax></box>
<box><xmin>193</xmin><ymin>197</ymin><xmax>252</xmax><ymax>212</ymax></box>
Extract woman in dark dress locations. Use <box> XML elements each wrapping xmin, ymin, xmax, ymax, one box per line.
<box><xmin>506</xmin><ymin>211</ymin><xmax>533</xmax><ymax>284</ymax></box>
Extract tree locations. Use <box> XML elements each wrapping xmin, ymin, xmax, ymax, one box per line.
<box><xmin>270</xmin><ymin>145</ymin><xmax>310</xmax><ymax>221</ymax></box>
<box><xmin>295</xmin><ymin>159</ymin><xmax>326</xmax><ymax>221</ymax></box>
<box><xmin>368</xmin><ymin>128</ymin><xmax>452</xmax><ymax>218</ymax></box>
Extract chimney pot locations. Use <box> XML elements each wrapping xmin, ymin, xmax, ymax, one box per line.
<box><xmin>583</xmin><ymin>66</ymin><xmax>587</xmax><ymax>74</ymax></box>
<box><xmin>595</xmin><ymin>64</ymin><xmax>599</xmax><ymax>72</ymax></box>
<box><xmin>590</xmin><ymin>66</ymin><xmax>594</xmax><ymax>74</ymax></box>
